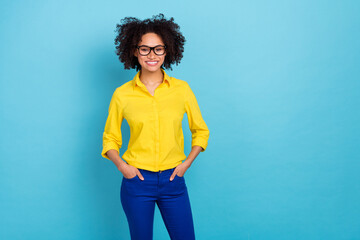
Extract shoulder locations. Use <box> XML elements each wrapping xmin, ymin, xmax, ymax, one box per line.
<box><xmin>168</xmin><ymin>76</ymin><xmax>199</xmax><ymax>103</ymax></box>
<box><xmin>168</xmin><ymin>76</ymin><xmax>193</xmax><ymax>101</ymax></box>
<box><xmin>113</xmin><ymin>80</ymin><xmax>133</xmax><ymax>96</ymax></box>
<box><xmin>169</xmin><ymin>75</ymin><xmax>191</xmax><ymax>90</ymax></box>
<box><xmin>109</xmin><ymin>80</ymin><xmax>133</xmax><ymax>106</ymax></box>
<box><xmin>171</xmin><ymin>76</ymin><xmax>197</xmax><ymax>97</ymax></box>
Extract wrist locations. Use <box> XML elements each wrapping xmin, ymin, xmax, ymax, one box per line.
<box><xmin>183</xmin><ymin>159</ymin><xmax>192</xmax><ymax>168</ymax></box>
<box><xmin>116</xmin><ymin>159</ymin><xmax>128</xmax><ymax>171</ymax></box>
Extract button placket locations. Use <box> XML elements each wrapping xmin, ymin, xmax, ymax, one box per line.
<box><xmin>153</xmin><ymin>96</ymin><xmax>160</xmax><ymax>171</ymax></box>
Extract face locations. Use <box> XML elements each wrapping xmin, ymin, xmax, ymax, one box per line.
<box><xmin>134</xmin><ymin>32</ymin><xmax>166</xmax><ymax>73</ymax></box>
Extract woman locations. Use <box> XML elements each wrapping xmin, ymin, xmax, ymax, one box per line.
<box><xmin>101</xmin><ymin>13</ymin><xmax>210</xmax><ymax>240</ymax></box>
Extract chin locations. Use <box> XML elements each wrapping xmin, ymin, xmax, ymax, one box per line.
<box><xmin>142</xmin><ymin>66</ymin><xmax>162</xmax><ymax>72</ymax></box>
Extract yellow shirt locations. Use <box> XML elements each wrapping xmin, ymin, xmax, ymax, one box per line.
<box><xmin>101</xmin><ymin>68</ymin><xmax>210</xmax><ymax>172</ymax></box>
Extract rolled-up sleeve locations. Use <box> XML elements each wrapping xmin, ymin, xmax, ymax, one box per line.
<box><xmin>184</xmin><ymin>83</ymin><xmax>210</xmax><ymax>152</ymax></box>
<box><xmin>101</xmin><ymin>89</ymin><xmax>124</xmax><ymax>160</ymax></box>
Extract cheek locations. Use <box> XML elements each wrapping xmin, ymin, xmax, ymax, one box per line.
<box><xmin>138</xmin><ymin>56</ymin><xmax>146</xmax><ymax>63</ymax></box>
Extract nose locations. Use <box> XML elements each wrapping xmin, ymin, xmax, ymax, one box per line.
<box><xmin>148</xmin><ymin>49</ymin><xmax>156</xmax><ymax>58</ymax></box>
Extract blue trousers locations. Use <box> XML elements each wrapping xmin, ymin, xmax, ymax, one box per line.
<box><xmin>120</xmin><ymin>167</ymin><xmax>196</xmax><ymax>240</ymax></box>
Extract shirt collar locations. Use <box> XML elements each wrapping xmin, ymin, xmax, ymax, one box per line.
<box><xmin>132</xmin><ymin>68</ymin><xmax>172</xmax><ymax>90</ymax></box>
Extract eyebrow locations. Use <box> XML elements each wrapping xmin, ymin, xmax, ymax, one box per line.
<box><xmin>138</xmin><ymin>44</ymin><xmax>165</xmax><ymax>47</ymax></box>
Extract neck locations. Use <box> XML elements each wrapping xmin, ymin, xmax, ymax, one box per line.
<box><xmin>139</xmin><ymin>68</ymin><xmax>164</xmax><ymax>85</ymax></box>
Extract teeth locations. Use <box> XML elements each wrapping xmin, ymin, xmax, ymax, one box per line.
<box><xmin>147</xmin><ymin>61</ymin><xmax>158</xmax><ymax>64</ymax></box>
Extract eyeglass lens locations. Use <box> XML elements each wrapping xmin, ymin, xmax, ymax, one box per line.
<box><xmin>138</xmin><ymin>46</ymin><xmax>165</xmax><ymax>56</ymax></box>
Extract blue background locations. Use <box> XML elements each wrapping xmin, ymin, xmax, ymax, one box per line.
<box><xmin>1</xmin><ymin>0</ymin><xmax>359</xmax><ymax>239</ymax></box>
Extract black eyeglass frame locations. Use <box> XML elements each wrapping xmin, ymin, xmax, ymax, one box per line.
<box><xmin>136</xmin><ymin>45</ymin><xmax>167</xmax><ymax>56</ymax></box>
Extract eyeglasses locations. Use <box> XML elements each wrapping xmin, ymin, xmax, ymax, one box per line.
<box><xmin>136</xmin><ymin>45</ymin><xmax>166</xmax><ymax>56</ymax></box>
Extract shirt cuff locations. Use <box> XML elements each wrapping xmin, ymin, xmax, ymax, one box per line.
<box><xmin>191</xmin><ymin>138</ymin><xmax>208</xmax><ymax>152</ymax></box>
<box><xmin>101</xmin><ymin>142</ymin><xmax>120</xmax><ymax>160</ymax></box>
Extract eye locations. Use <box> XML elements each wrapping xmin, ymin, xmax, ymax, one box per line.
<box><xmin>139</xmin><ymin>47</ymin><xmax>149</xmax><ymax>52</ymax></box>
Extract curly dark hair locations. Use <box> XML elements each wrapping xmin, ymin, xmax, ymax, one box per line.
<box><xmin>114</xmin><ymin>13</ymin><xmax>186</xmax><ymax>71</ymax></box>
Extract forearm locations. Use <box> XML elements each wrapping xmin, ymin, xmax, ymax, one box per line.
<box><xmin>184</xmin><ymin>145</ymin><xmax>203</xmax><ymax>167</ymax></box>
<box><xmin>106</xmin><ymin>149</ymin><xmax>128</xmax><ymax>170</ymax></box>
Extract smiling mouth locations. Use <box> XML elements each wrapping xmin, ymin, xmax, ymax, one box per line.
<box><xmin>145</xmin><ymin>61</ymin><xmax>159</xmax><ymax>66</ymax></box>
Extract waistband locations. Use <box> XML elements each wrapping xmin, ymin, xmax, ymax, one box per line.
<box><xmin>138</xmin><ymin>167</ymin><xmax>176</xmax><ymax>174</ymax></box>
